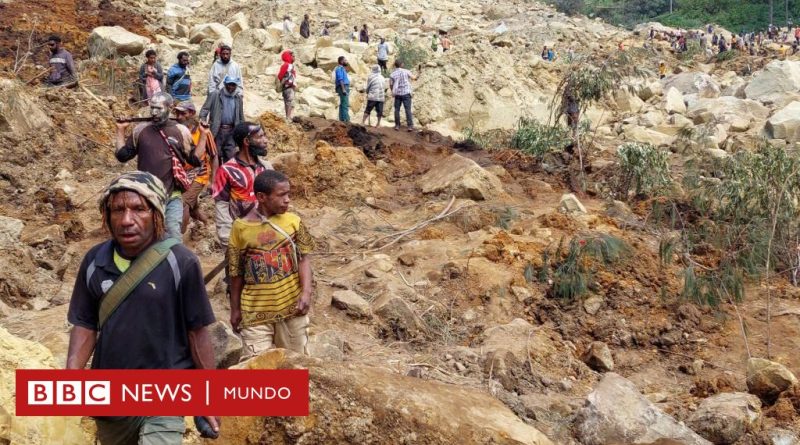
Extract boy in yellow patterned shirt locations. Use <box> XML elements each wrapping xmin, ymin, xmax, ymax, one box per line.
<box><xmin>228</xmin><ymin>170</ymin><xmax>315</xmax><ymax>357</ymax></box>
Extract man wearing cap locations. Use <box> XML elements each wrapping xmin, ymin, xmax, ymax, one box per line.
<box><xmin>207</xmin><ymin>44</ymin><xmax>243</xmax><ymax>97</ymax></box>
<box><xmin>200</xmin><ymin>76</ymin><xmax>244</xmax><ymax>164</ymax></box>
<box><xmin>115</xmin><ymin>92</ymin><xmax>202</xmax><ymax>241</ymax></box>
<box><xmin>66</xmin><ymin>171</ymin><xmax>220</xmax><ymax>444</ymax></box>
<box><xmin>174</xmin><ymin>102</ymin><xmax>218</xmax><ymax>230</ymax></box>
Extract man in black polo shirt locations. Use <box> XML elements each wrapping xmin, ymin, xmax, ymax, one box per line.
<box><xmin>66</xmin><ymin>171</ymin><xmax>219</xmax><ymax>444</ymax></box>
<box><xmin>115</xmin><ymin>92</ymin><xmax>202</xmax><ymax>241</ymax></box>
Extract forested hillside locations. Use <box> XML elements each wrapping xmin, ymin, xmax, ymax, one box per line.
<box><xmin>553</xmin><ymin>0</ymin><xmax>800</xmax><ymax>31</ymax></box>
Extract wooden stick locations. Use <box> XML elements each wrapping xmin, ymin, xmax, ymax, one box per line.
<box><xmin>80</xmin><ymin>83</ymin><xmax>108</xmax><ymax>107</ymax></box>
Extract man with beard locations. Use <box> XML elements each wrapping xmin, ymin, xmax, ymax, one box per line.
<box><xmin>166</xmin><ymin>52</ymin><xmax>192</xmax><ymax>103</ymax></box>
<box><xmin>174</xmin><ymin>102</ymin><xmax>217</xmax><ymax>231</ymax></box>
<box><xmin>334</xmin><ymin>56</ymin><xmax>351</xmax><ymax>122</ymax></box>
<box><xmin>211</xmin><ymin>121</ymin><xmax>272</xmax><ymax>246</ymax></box>
<box><xmin>207</xmin><ymin>44</ymin><xmax>243</xmax><ymax>97</ymax></box>
<box><xmin>200</xmin><ymin>76</ymin><xmax>244</xmax><ymax>164</ymax></box>
<box><xmin>44</xmin><ymin>35</ymin><xmax>77</xmax><ymax>87</ymax></box>
<box><xmin>115</xmin><ymin>92</ymin><xmax>201</xmax><ymax>241</ymax></box>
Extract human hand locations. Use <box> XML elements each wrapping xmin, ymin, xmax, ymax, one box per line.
<box><xmin>194</xmin><ymin>416</ymin><xmax>221</xmax><ymax>439</ymax></box>
<box><xmin>115</xmin><ymin>122</ymin><xmax>130</xmax><ymax>132</ymax></box>
<box><xmin>296</xmin><ymin>292</ymin><xmax>312</xmax><ymax>315</ymax></box>
<box><xmin>230</xmin><ymin>308</ymin><xmax>242</xmax><ymax>332</ymax></box>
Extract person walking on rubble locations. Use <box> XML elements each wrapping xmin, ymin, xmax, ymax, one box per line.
<box><xmin>115</xmin><ymin>92</ymin><xmax>201</xmax><ymax>241</ymax></box>
<box><xmin>389</xmin><ymin>60</ymin><xmax>417</xmax><ymax>132</ymax></box>
<box><xmin>362</xmin><ymin>65</ymin><xmax>386</xmax><ymax>127</ymax></box>
<box><xmin>334</xmin><ymin>56</ymin><xmax>351</xmax><ymax>122</ymax></box>
<box><xmin>66</xmin><ymin>171</ymin><xmax>219</xmax><ymax>444</ymax></box>
<box><xmin>278</xmin><ymin>49</ymin><xmax>297</xmax><ymax>121</ymax></box>
<box><xmin>173</xmin><ymin>102</ymin><xmax>217</xmax><ymax>231</ymax></box>
<box><xmin>200</xmin><ymin>76</ymin><xmax>245</xmax><ymax>164</ymax></box>
<box><xmin>44</xmin><ymin>35</ymin><xmax>77</xmax><ymax>87</ymax></box>
<box><xmin>228</xmin><ymin>169</ymin><xmax>315</xmax><ymax>358</ymax></box>
<box><xmin>207</xmin><ymin>44</ymin><xmax>243</xmax><ymax>97</ymax></box>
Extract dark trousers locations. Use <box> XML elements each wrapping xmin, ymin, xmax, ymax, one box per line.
<box><xmin>394</xmin><ymin>94</ymin><xmax>414</xmax><ymax>128</ymax></box>
<box><xmin>215</xmin><ymin>126</ymin><xmax>236</xmax><ymax>164</ymax></box>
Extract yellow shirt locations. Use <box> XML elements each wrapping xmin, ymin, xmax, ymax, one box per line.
<box><xmin>228</xmin><ymin>212</ymin><xmax>315</xmax><ymax>326</ymax></box>
<box><xmin>113</xmin><ymin>249</ymin><xmax>131</xmax><ymax>273</ymax></box>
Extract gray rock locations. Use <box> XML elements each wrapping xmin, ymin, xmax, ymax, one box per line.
<box><xmin>559</xmin><ymin>193</ymin><xmax>587</xmax><ymax>214</ymax></box>
<box><xmin>418</xmin><ymin>154</ymin><xmax>505</xmax><ymax>201</ymax></box>
<box><xmin>0</xmin><ymin>215</ymin><xmax>24</xmax><ymax>249</ymax></box>
<box><xmin>88</xmin><ymin>26</ymin><xmax>150</xmax><ymax>57</ymax></box>
<box><xmin>746</xmin><ymin>358</ymin><xmax>798</xmax><ymax>402</ymax></box>
<box><xmin>372</xmin><ymin>294</ymin><xmax>427</xmax><ymax>340</ymax></box>
<box><xmin>687</xmin><ymin>392</ymin><xmax>761</xmax><ymax>445</ymax></box>
<box><xmin>575</xmin><ymin>373</ymin><xmax>712</xmax><ymax>445</ymax></box>
<box><xmin>768</xmin><ymin>428</ymin><xmax>799</xmax><ymax>445</ymax></box>
<box><xmin>208</xmin><ymin>321</ymin><xmax>242</xmax><ymax>368</ymax></box>
<box><xmin>331</xmin><ymin>290</ymin><xmax>371</xmax><ymax>318</ymax></box>
<box><xmin>583</xmin><ymin>295</ymin><xmax>604</xmax><ymax>315</ymax></box>
<box><xmin>582</xmin><ymin>341</ymin><xmax>614</xmax><ymax>372</ymax></box>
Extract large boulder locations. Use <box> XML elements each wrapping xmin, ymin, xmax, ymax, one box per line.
<box><xmin>418</xmin><ymin>154</ymin><xmax>505</xmax><ymax>200</ymax></box>
<box><xmin>686</xmin><ymin>97</ymin><xmax>769</xmax><ymax>125</ymax></box>
<box><xmin>744</xmin><ymin>60</ymin><xmax>800</xmax><ymax>102</ymax></box>
<box><xmin>226</xmin><ymin>12</ymin><xmax>249</xmax><ymax>36</ymax></box>
<box><xmin>233</xmin><ymin>28</ymin><xmax>281</xmax><ymax>54</ymax></box>
<box><xmin>316</xmin><ymin>46</ymin><xmax>351</xmax><ymax>71</ymax></box>
<box><xmin>623</xmin><ymin>125</ymin><xmax>675</xmax><ymax>146</ymax></box>
<box><xmin>189</xmin><ymin>23</ymin><xmax>232</xmax><ymax>45</ymax></box>
<box><xmin>298</xmin><ymin>87</ymin><xmax>338</xmax><ymax>110</ymax></box>
<box><xmin>664</xmin><ymin>72</ymin><xmax>720</xmax><ymax>98</ymax></box>
<box><xmin>0</xmin><ymin>79</ymin><xmax>53</xmax><ymax>134</ymax></box>
<box><xmin>0</xmin><ymin>326</ymin><xmax>86</xmax><ymax>444</ymax></box>
<box><xmin>614</xmin><ymin>88</ymin><xmax>645</xmax><ymax>113</ymax></box>
<box><xmin>225</xmin><ymin>350</ymin><xmax>554</xmax><ymax>445</ymax></box>
<box><xmin>765</xmin><ymin>101</ymin><xmax>800</xmax><ymax>142</ymax></box>
<box><xmin>664</xmin><ymin>87</ymin><xmax>686</xmax><ymax>114</ymax></box>
<box><xmin>88</xmin><ymin>26</ymin><xmax>150</xmax><ymax>57</ymax></box>
<box><xmin>576</xmin><ymin>373</ymin><xmax>712</xmax><ymax>445</ymax></box>
<box><xmin>746</xmin><ymin>358</ymin><xmax>798</xmax><ymax>402</ymax></box>
<box><xmin>687</xmin><ymin>392</ymin><xmax>762</xmax><ymax>445</ymax></box>
<box><xmin>0</xmin><ymin>215</ymin><xmax>24</xmax><ymax>249</ymax></box>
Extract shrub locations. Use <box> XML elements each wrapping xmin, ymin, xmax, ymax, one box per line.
<box><xmin>616</xmin><ymin>142</ymin><xmax>672</xmax><ymax>199</ymax></box>
<box><xmin>546</xmin><ymin>234</ymin><xmax>629</xmax><ymax>301</ymax></box>
<box><xmin>510</xmin><ymin>118</ymin><xmax>571</xmax><ymax>159</ymax></box>
<box><xmin>393</xmin><ymin>37</ymin><xmax>428</xmax><ymax>69</ymax></box>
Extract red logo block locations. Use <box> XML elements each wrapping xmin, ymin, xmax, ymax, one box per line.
<box><xmin>16</xmin><ymin>370</ymin><xmax>309</xmax><ymax>416</ymax></box>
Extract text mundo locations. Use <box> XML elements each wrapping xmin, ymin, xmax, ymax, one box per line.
<box><xmin>17</xmin><ymin>369</ymin><xmax>310</xmax><ymax>416</ymax></box>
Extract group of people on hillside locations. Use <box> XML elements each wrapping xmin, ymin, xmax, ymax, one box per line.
<box><xmin>647</xmin><ymin>22</ymin><xmax>800</xmax><ymax>59</ymax></box>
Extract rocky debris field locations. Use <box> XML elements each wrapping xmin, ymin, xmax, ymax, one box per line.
<box><xmin>3</xmin><ymin>0</ymin><xmax>800</xmax><ymax>444</ymax></box>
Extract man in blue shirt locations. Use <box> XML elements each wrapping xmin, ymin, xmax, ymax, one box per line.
<box><xmin>334</xmin><ymin>56</ymin><xmax>350</xmax><ymax>122</ymax></box>
<box><xmin>166</xmin><ymin>52</ymin><xmax>192</xmax><ymax>103</ymax></box>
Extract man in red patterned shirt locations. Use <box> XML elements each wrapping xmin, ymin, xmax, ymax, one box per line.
<box><xmin>211</xmin><ymin>122</ymin><xmax>272</xmax><ymax>245</ymax></box>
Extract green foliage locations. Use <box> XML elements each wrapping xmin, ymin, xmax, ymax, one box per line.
<box><xmin>393</xmin><ymin>37</ymin><xmax>428</xmax><ymax>69</ymax></box>
<box><xmin>548</xmin><ymin>234</ymin><xmax>630</xmax><ymax>301</ymax></box>
<box><xmin>715</xmin><ymin>49</ymin><xmax>737</xmax><ymax>62</ymax></box>
<box><xmin>616</xmin><ymin>142</ymin><xmax>673</xmax><ymax>199</ymax></box>
<box><xmin>550</xmin><ymin>0</ymin><xmax>586</xmax><ymax>16</ymax></box>
<box><xmin>510</xmin><ymin>118</ymin><xmax>571</xmax><ymax>158</ymax></box>
<box><xmin>582</xmin><ymin>0</ymin><xmax>791</xmax><ymax>33</ymax></box>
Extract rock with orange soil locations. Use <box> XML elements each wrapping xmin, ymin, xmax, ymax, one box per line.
<box><xmin>576</xmin><ymin>373</ymin><xmax>712</xmax><ymax>445</ymax></box>
<box><xmin>687</xmin><ymin>392</ymin><xmax>762</xmax><ymax>445</ymax></box>
<box><xmin>225</xmin><ymin>349</ymin><xmax>555</xmax><ymax>445</ymax></box>
<box><xmin>0</xmin><ymin>79</ymin><xmax>53</xmax><ymax>135</ymax></box>
<box><xmin>0</xmin><ymin>326</ymin><xmax>88</xmax><ymax>444</ymax></box>
<box><xmin>747</xmin><ymin>358</ymin><xmax>798</xmax><ymax>403</ymax></box>
<box><xmin>418</xmin><ymin>153</ymin><xmax>506</xmax><ymax>201</ymax></box>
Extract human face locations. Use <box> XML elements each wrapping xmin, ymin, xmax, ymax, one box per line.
<box><xmin>108</xmin><ymin>191</ymin><xmax>156</xmax><ymax>257</ymax></box>
<box><xmin>174</xmin><ymin>109</ymin><xmax>194</xmax><ymax>125</ymax></box>
<box><xmin>48</xmin><ymin>40</ymin><xmax>59</xmax><ymax>54</ymax></box>
<box><xmin>149</xmin><ymin>96</ymin><xmax>171</xmax><ymax>123</ymax></box>
<box><xmin>147</xmin><ymin>54</ymin><xmax>157</xmax><ymax>65</ymax></box>
<box><xmin>257</xmin><ymin>181</ymin><xmax>291</xmax><ymax>216</ymax></box>
<box><xmin>225</xmin><ymin>82</ymin><xmax>237</xmax><ymax>94</ymax></box>
<box><xmin>220</xmin><ymin>48</ymin><xmax>231</xmax><ymax>63</ymax></box>
<box><xmin>179</xmin><ymin>54</ymin><xmax>190</xmax><ymax>67</ymax></box>
<box><xmin>247</xmin><ymin>128</ymin><xmax>268</xmax><ymax>157</ymax></box>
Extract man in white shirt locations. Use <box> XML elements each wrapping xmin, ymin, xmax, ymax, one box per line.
<box><xmin>377</xmin><ymin>37</ymin><xmax>389</xmax><ymax>74</ymax></box>
<box><xmin>207</xmin><ymin>45</ymin><xmax>243</xmax><ymax>97</ymax></box>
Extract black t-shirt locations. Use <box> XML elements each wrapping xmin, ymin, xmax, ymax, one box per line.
<box><xmin>67</xmin><ymin>240</ymin><xmax>215</xmax><ymax>369</ymax></box>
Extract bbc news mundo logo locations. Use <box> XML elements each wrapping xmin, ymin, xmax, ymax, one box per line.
<box><xmin>17</xmin><ymin>370</ymin><xmax>309</xmax><ymax>416</ymax></box>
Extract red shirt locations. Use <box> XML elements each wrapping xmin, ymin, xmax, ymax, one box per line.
<box><xmin>211</xmin><ymin>157</ymin><xmax>268</xmax><ymax>218</ymax></box>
